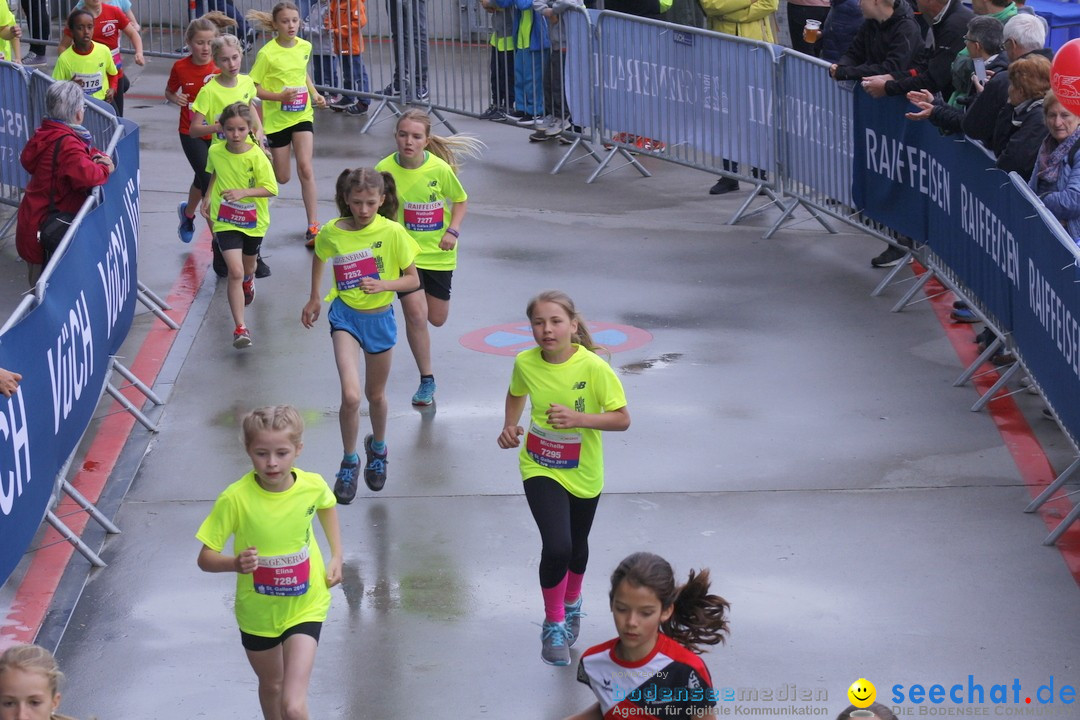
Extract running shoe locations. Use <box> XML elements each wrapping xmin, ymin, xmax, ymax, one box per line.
<box><xmin>412</xmin><ymin>377</ymin><xmax>436</xmax><ymax>406</ymax></box>
<box><xmin>516</xmin><ymin>114</ymin><xmax>542</xmax><ymax>127</ymax></box>
<box><xmin>709</xmin><ymin>177</ymin><xmax>740</xmax><ymax>195</ymax></box>
<box><xmin>344</xmin><ymin>102</ymin><xmax>369</xmax><ymax>115</ymax></box>
<box><xmin>564</xmin><ymin>597</ymin><xmax>585</xmax><ymax>647</ymax></box>
<box><xmin>255</xmin><ymin>254</ymin><xmax>271</xmax><ymax>278</ymax></box>
<box><xmin>305</xmin><ymin>223</ymin><xmax>320</xmax><ymax>249</ymax></box>
<box><xmin>177</xmin><ymin>201</ymin><xmax>195</xmax><ymax>243</ymax></box>
<box><xmin>243</xmin><ymin>274</ymin><xmax>255</xmax><ymax>306</ymax></box>
<box><xmin>950</xmin><ymin>307</ymin><xmax>978</xmax><ymax>323</ymax></box>
<box><xmin>416</xmin><ymin>85</ymin><xmax>429</xmax><ymax>101</ymax></box>
<box><xmin>363</xmin><ymin>434</ymin><xmax>388</xmax><ymax>491</ymax></box>
<box><xmin>545</xmin><ymin>117</ymin><xmax>569</xmax><ymax>137</ymax></box>
<box><xmin>334</xmin><ymin>459</ymin><xmax>359</xmax><ymax>504</ymax></box>
<box><xmin>21</xmin><ymin>52</ymin><xmax>46</xmax><ymax>66</ymax></box>
<box><xmin>540</xmin><ymin>621</ymin><xmax>571</xmax><ymax>666</ymax></box>
<box><xmin>233</xmin><ymin>325</ymin><xmax>252</xmax><ymax>349</ymax></box>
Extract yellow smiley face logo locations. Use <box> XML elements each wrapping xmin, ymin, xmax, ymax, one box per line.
<box><xmin>848</xmin><ymin>678</ymin><xmax>876</xmax><ymax>708</ymax></box>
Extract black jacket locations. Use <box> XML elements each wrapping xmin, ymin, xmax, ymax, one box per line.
<box><xmin>929</xmin><ymin>52</ymin><xmax>1010</xmax><ymax>135</ymax></box>
<box><xmin>605</xmin><ymin>0</ymin><xmax>665</xmax><ymax>19</ymax></box>
<box><xmin>993</xmin><ymin>97</ymin><xmax>1049</xmax><ymax>177</ymax></box>
<box><xmin>884</xmin><ymin>0</ymin><xmax>973</xmax><ymax>97</ymax></box>
<box><xmin>833</xmin><ymin>2</ymin><xmax>922</xmax><ymax>81</ymax></box>
<box><xmin>963</xmin><ymin>47</ymin><xmax>1054</xmax><ymax>145</ymax></box>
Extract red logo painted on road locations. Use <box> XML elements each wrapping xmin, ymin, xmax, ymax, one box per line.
<box><xmin>459</xmin><ymin>322</ymin><xmax>652</xmax><ymax>357</ymax></box>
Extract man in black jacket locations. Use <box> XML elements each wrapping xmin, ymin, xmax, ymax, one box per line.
<box><xmin>860</xmin><ymin>0</ymin><xmax>973</xmax><ymax>99</ymax></box>
<box><xmin>962</xmin><ymin>13</ymin><xmax>1050</xmax><ymax>145</ymax></box>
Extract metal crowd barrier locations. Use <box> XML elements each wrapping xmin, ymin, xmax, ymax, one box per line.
<box><xmin>0</xmin><ymin>66</ymin><xmax>172</xmax><ymax>586</ymax></box>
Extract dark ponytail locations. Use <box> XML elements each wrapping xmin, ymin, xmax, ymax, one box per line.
<box><xmin>378</xmin><ymin>171</ymin><xmax>398</xmax><ymax>220</ymax></box>
<box><xmin>334</xmin><ymin>167</ymin><xmax>399</xmax><ymax>221</ymax></box>
<box><xmin>609</xmin><ymin>552</ymin><xmax>730</xmax><ymax>654</ymax></box>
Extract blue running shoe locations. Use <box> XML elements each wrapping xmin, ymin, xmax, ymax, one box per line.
<box><xmin>334</xmin><ymin>460</ymin><xmax>359</xmax><ymax>504</ymax></box>
<box><xmin>564</xmin><ymin>598</ymin><xmax>585</xmax><ymax>647</ymax></box>
<box><xmin>540</xmin><ymin>620</ymin><xmax>570</xmax><ymax>666</ymax></box>
<box><xmin>412</xmin><ymin>376</ymin><xmax>436</xmax><ymax>406</ymax></box>
<box><xmin>177</xmin><ymin>202</ymin><xmax>195</xmax><ymax>243</ymax></box>
<box><xmin>363</xmin><ymin>434</ymin><xmax>388</xmax><ymax>491</ymax></box>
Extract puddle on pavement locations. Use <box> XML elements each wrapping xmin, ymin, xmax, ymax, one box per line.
<box><xmin>620</xmin><ymin>352</ymin><xmax>683</xmax><ymax>374</ymax></box>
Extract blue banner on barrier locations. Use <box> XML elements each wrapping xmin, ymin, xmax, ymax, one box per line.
<box><xmin>0</xmin><ymin>62</ymin><xmax>31</xmax><ymax>194</ymax></box>
<box><xmin>563</xmin><ymin>8</ymin><xmax>595</xmax><ymax>128</ymax></box>
<box><xmin>0</xmin><ymin>127</ymin><xmax>139</xmax><ymax>584</ymax></box>
<box><xmin>591</xmin><ymin>12</ymin><xmax>776</xmax><ymax>169</ymax></box>
<box><xmin>853</xmin><ymin>93</ymin><xmax>1015</xmax><ymax>328</ymax></box>
<box><xmin>1008</xmin><ymin>175</ymin><xmax>1080</xmax><ymax>443</ymax></box>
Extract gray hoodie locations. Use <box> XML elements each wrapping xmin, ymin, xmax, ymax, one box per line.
<box><xmin>533</xmin><ymin>0</ymin><xmax>584</xmax><ymax>49</ymax></box>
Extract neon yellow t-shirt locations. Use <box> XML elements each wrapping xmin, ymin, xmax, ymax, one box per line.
<box><xmin>190</xmin><ymin>74</ymin><xmax>257</xmax><ymax>144</ymax></box>
<box><xmin>250</xmin><ymin>38</ymin><xmax>314</xmax><ymax>134</ymax></box>
<box><xmin>52</xmin><ymin>43</ymin><xmax>118</xmax><ymax>100</ymax></box>
<box><xmin>509</xmin><ymin>345</ymin><xmax>627</xmax><ymax>498</ymax></box>
<box><xmin>314</xmin><ymin>214</ymin><xmax>420</xmax><ymax>310</ymax></box>
<box><xmin>195</xmin><ymin>468</ymin><xmax>337</xmax><ymax>637</ymax></box>
<box><xmin>206</xmin><ymin>142</ymin><xmax>278</xmax><ymax>237</ymax></box>
<box><xmin>0</xmin><ymin>2</ymin><xmax>15</xmax><ymax>62</ymax></box>
<box><xmin>375</xmin><ymin>152</ymin><xmax>468</xmax><ymax>271</ymax></box>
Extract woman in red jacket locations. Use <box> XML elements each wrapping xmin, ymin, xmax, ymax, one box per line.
<box><xmin>16</xmin><ymin>80</ymin><xmax>114</xmax><ymax>285</ymax></box>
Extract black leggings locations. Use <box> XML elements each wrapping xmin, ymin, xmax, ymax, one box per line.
<box><xmin>179</xmin><ymin>133</ymin><xmax>212</xmax><ymax>194</ymax></box>
<box><xmin>524</xmin><ymin>476</ymin><xmax>600</xmax><ymax>589</ymax></box>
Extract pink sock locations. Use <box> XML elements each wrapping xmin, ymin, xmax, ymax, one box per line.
<box><xmin>542</xmin><ymin>573</ymin><xmax>570</xmax><ymax>623</ymax></box>
<box><xmin>564</xmin><ymin>571</ymin><xmax>585</xmax><ymax>605</ymax></box>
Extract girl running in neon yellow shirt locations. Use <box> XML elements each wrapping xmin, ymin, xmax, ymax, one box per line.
<box><xmin>497</xmin><ymin>290</ymin><xmax>630</xmax><ymax>666</ymax></box>
<box><xmin>375</xmin><ymin>109</ymin><xmax>483</xmax><ymax>407</ymax></box>
<box><xmin>197</xmin><ymin>405</ymin><xmax>342</xmax><ymax>720</ymax></box>
<box><xmin>189</xmin><ymin>33</ymin><xmax>265</xmax><ymax>148</ymax></box>
<box><xmin>247</xmin><ymin>2</ymin><xmax>327</xmax><ymax>246</ymax></box>
<box><xmin>200</xmin><ymin>102</ymin><xmax>278</xmax><ymax>349</ymax></box>
<box><xmin>301</xmin><ymin>168</ymin><xmax>420</xmax><ymax>502</ymax></box>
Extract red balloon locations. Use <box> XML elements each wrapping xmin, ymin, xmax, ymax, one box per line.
<box><xmin>1052</xmin><ymin>39</ymin><xmax>1080</xmax><ymax>116</ymax></box>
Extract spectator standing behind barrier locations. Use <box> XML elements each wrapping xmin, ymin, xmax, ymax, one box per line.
<box><xmin>0</xmin><ymin>644</ymin><xmax>79</xmax><ymax>720</ymax></box>
<box><xmin>700</xmin><ymin>0</ymin><xmax>778</xmax><ymax>195</ymax></box>
<box><xmin>479</xmin><ymin>0</ymin><xmax>517</xmax><ymax>122</ymax></box>
<box><xmin>510</xmin><ymin>1</ymin><xmax>551</xmax><ymax>127</ymax></box>
<box><xmin>859</xmin><ymin>0</ymin><xmax>972</xmax><ymax>100</ymax></box>
<box><xmin>57</xmin><ymin>0</ymin><xmax>145</xmax><ymax>116</ymax></box>
<box><xmin>962</xmin><ymin>13</ymin><xmax>1049</xmax><ymax>146</ymax></box>
<box><xmin>787</xmin><ymin>0</ymin><xmax>829</xmax><ymax>57</ymax></box>
<box><xmin>0</xmin><ymin>1</ymin><xmax>21</xmax><ymax>63</ymax></box>
<box><xmin>381</xmin><ymin>0</ymin><xmax>428</xmax><ymax>100</ymax></box>
<box><xmin>819</xmin><ymin>0</ymin><xmax>862</xmax><ymax>62</ymax></box>
<box><xmin>699</xmin><ymin>0</ymin><xmax>777</xmax><ymax>40</ymax></box>
<box><xmin>993</xmin><ymin>53</ymin><xmax>1050</xmax><ymax>176</ymax></box>
<box><xmin>528</xmin><ymin>0</ymin><xmax>585</xmax><ymax>142</ymax></box>
<box><xmin>15</xmin><ymin>80</ymin><xmax>114</xmax><ymax>286</ymax></box>
<box><xmin>1026</xmin><ymin>91</ymin><xmax>1080</xmax><ymax>242</ymax></box>
<box><xmin>325</xmin><ymin>0</ymin><xmax>370</xmax><ymax>116</ymax></box>
<box><xmin>52</xmin><ymin>9</ymin><xmax>120</xmax><ymax>104</ymax></box>
<box><xmin>905</xmin><ymin>16</ymin><xmax>1004</xmax><ymax>134</ymax></box>
<box><xmin>945</xmin><ymin>0</ymin><xmax>1015</xmax><ymax>108</ymax></box>
<box><xmin>1029</xmin><ymin>91</ymin><xmax>1080</xmax><ymax>242</ymax></box>
<box><xmin>19</xmin><ymin>0</ymin><xmax>49</xmax><ymax>65</ymax></box>
<box><xmin>0</xmin><ymin>368</ymin><xmax>21</xmax><ymax>397</ymax></box>
<box><xmin>827</xmin><ymin>0</ymin><xmax>921</xmax><ymax>81</ymax></box>
<box><xmin>906</xmin><ymin>16</ymin><xmax>1002</xmax><ymax>130</ymax></box>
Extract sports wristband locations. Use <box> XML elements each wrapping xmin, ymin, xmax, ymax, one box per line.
<box><xmin>445</xmin><ymin>228</ymin><xmax>460</xmax><ymax>238</ymax></box>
